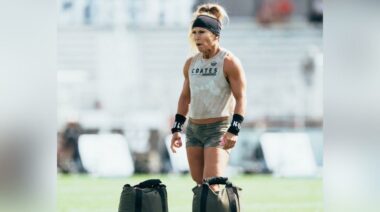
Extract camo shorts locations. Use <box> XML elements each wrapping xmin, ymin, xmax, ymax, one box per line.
<box><xmin>185</xmin><ymin>120</ymin><xmax>229</xmax><ymax>148</ymax></box>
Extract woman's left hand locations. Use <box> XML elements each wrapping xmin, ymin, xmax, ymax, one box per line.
<box><xmin>220</xmin><ymin>132</ymin><xmax>237</xmax><ymax>150</ymax></box>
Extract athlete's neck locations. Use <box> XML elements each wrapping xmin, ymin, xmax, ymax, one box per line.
<box><xmin>203</xmin><ymin>46</ymin><xmax>220</xmax><ymax>59</ymax></box>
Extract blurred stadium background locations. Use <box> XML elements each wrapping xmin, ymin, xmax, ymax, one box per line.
<box><xmin>57</xmin><ymin>0</ymin><xmax>323</xmax><ymax>211</ymax></box>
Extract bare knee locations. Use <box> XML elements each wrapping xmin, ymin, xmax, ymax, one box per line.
<box><xmin>191</xmin><ymin>174</ymin><xmax>203</xmax><ymax>185</ymax></box>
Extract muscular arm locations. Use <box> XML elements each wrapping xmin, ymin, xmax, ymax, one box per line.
<box><xmin>224</xmin><ymin>55</ymin><xmax>247</xmax><ymax>116</ymax></box>
<box><xmin>171</xmin><ymin>58</ymin><xmax>192</xmax><ymax>153</ymax></box>
<box><xmin>176</xmin><ymin>57</ymin><xmax>192</xmax><ymax>116</ymax></box>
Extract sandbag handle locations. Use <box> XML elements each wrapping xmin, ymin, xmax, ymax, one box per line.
<box><xmin>203</xmin><ymin>177</ymin><xmax>232</xmax><ymax>186</ymax></box>
<box><xmin>200</xmin><ymin>184</ymin><xmax>209</xmax><ymax>212</ymax></box>
<box><xmin>157</xmin><ymin>187</ymin><xmax>168</xmax><ymax>212</ymax></box>
<box><xmin>135</xmin><ymin>179</ymin><xmax>163</xmax><ymax>188</ymax></box>
<box><xmin>226</xmin><ymin>186</ymin><xmax>238</xmax><ymax>212</ymax></box>
<box><xmin>135</xmin><ymin>189</ymin><xmax>143</xmax><ymax>212</ymax></box>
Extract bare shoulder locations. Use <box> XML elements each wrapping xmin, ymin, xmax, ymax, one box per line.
<box><xmin>184</xmin><ymin>56</ymin><xmax>193</xmax><ymax>68</ymax></box>
<box><xmin>183</xmin><ymin>56</ymin><xmax>193</xmax><ymax>76</ymax></box>
<box><xmin>224</xmin><ymin>52</ymin><xmax>243</xmax><ymax>75</ymax></box>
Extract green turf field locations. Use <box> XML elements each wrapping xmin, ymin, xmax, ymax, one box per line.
<box><xmin>58</xmin><ymin>174</ymin><xmax>323</xmax><ymax>212</ymax></box>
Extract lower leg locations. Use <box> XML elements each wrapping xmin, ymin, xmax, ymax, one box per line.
<box><xmin>203</xmin><ymin>147</ymin><xmax>230</xmax><ymax>191</ymax></box>
<box><xmin>186</xmin><ymin>147</ymin><xmax>204</xmax><ymax>185</ymax></box>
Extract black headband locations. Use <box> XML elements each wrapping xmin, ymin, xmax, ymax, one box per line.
<box><xmin>192</xmin><ymin>15</ymin><xmax>221</xmax><ymax>36</ymax></box>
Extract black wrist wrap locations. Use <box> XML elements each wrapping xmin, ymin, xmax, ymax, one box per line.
<box><xmin>171</xmin><ymin>114</ymin><xmax>187</xmax><ymax>134</ymax></box>
<box><xmin>227</xmin><ymin>114</ymin><xmax>244</xmax><ymax>136</ymax></box>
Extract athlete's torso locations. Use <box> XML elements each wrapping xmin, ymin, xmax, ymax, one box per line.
<box><xmin>188</xmin><ymin>48</ymin><xmax>235</xmax><ymax>122</ymax></box>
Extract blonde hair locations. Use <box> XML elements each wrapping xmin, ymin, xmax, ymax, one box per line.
<box><xmin>188</xmin><ymin>3</ymin><xmax>229</xmax><ymax>52</ymax></box>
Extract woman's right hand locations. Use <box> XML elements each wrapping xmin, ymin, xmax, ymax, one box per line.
<box><xmin>170</xmin><ymin>132</ymin><xmax>183</xmax><ymax>153</ymax></box>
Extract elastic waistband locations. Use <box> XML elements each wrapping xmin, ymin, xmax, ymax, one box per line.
<box><xmin>189</xmin><ymin>119</ymin><xmax>229</xmax><ymax>127</ymax></box>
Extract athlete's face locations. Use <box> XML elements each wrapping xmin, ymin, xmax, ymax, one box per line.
<box><xmin>192</xmin><ymin>27</ymin><xmax>219</xmax><ymax>53</ymax></box>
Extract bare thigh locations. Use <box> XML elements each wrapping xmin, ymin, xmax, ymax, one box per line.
<box><xmin>203</xmin><ymin>147</ymin><xmax>230</xmax><ymax>190</ymax></box>
<box><xmin>186</xmin><ymin>147</ymin><xmax>204</xmax><ymax>185</ymax></box>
